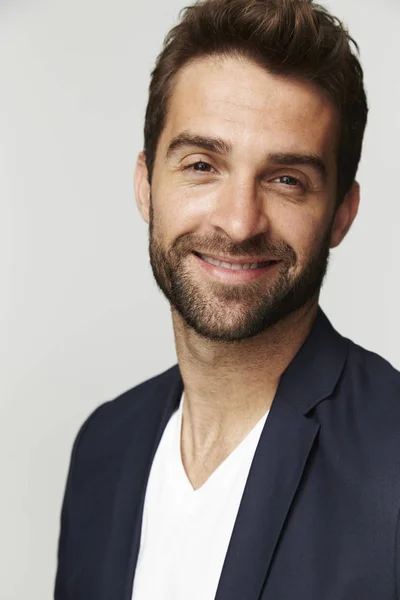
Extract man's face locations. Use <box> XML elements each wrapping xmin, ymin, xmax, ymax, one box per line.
<box><xmin>137</xmin><ymin>55</ymin><xmax>354</xmax><ymax>342</ymax></box>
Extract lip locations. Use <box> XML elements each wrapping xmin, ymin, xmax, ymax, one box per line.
<box><xmin>195</xmin><ymin>252</ymin><xmax>275</xmax><ymax>265</ymax></box>
<box><xmin>192</xmin><ymin>252</ymin><xmax>280</xmax><ymax>283</ymax></box>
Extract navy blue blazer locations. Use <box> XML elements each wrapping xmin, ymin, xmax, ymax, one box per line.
<box><xmin>55</xmin><ymin>309</ymin><xmax>400</xmax><ymax>599</ymax></box>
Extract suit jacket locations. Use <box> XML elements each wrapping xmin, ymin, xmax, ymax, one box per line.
<box><xmin>54</xmin><ymin>309</ymin><xmax>400</xmax><ymax>600</ymax></box>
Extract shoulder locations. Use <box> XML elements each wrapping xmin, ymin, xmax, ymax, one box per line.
<box><xmin>345</xmin><ymin>339</ymin><xmax>400</xmax><ymax>397</ymax></box>
<box><xmin>322</xmin><ymin>338</ymin><xmax>400</xmax><ymax>448</ymax></box>
<box><xmin>71</xmin><ymin>363</ymin><xmax>180</xmax><ymax>459</ymax></box>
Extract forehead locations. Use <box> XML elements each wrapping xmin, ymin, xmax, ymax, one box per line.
<box><xmin>158</xmin><ymin>55</ymin><xmax>339</xmax><ymax>165</ymax></box>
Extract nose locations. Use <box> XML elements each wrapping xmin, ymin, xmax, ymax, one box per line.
<box><xmin>209</xmin><ymin>176</ymin><xmax>269</xmax><ymax>243</ymax></box>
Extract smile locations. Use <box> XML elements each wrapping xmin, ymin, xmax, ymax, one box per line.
<box><xmin>192</xmin><ymin>252</ymin><xmax>280</xmax><ymax>283</ymax></box>
<box><xmin>197</xmin><ymin>253</ymin><xmax>276</xmax><ymax>270</ymax></box>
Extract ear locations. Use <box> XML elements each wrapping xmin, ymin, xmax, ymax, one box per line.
<box><xmin>134</xmin><ymin>151</ymin><xmax>151</xmax><ymax>224</ymax></box>
<box><xmin>330</xmin><ymin>181</ymin><xmax>360</xmax><ymax>249</ymax></box>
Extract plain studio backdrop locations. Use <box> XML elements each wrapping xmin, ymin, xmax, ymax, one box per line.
<box><xmin>1</xmin><ymin>0</ymin><xmax>399</xmax><ymax>597</ymax></box>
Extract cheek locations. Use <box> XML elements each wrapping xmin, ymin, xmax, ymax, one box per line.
<box><xmin>270</xmin><ymin>203</ymin><xmax>311</xmax><ymax>242</ymax></box>
<box><xmin>295</xmin><ymin>221</ymin><xmax>331</xmax><ymax>265</ymax></box>
<box><xmin>152</xmin><ymin>180</ymin><xmax>214</xmax><ymax>239</ymax></box>
<box><xmin>270</xmin><ymin>205</ymin><xmax>327</xmax><ymax>262</ymax></box>
<box><xmin>150</xmin><ymin>191</ymin><xmax>194</xmax><ymax>250</ymax></box>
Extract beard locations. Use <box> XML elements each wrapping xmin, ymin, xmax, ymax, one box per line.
<box><xmin>148</xmin><ymin>201</ymin><xmax>331</xmax><ymax>342</ymax></box>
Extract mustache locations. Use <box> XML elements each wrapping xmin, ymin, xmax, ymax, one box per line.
<box><xmin>170</xmin><ymin>233</ymin><xmax>297</xmax><ymax>263</ymax></box>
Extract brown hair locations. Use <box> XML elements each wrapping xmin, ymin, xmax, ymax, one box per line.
<box><xmin>143</xmin><ymin>0</ymin><xmax>368</xmax><ymax>204</ymax></box>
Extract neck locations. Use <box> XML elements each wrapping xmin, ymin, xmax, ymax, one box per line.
<box><xmin>172</xmin><ymin>298</ymin><xmax>319</xmax><ymax>457</ymax></box>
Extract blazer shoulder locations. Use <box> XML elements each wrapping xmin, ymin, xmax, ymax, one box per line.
<box><xmin>347</xmin><ymin>339</ymin><xmax>400</xmax><ymax>393</ymax></box>
<box><xmin>72</xmin><ymin>363</ymin><xmax>180</xmax><ymax>459</ymax></box>
<box><xmin>340</xmin><ymin>339</ymin><xmax>400</xmax><ymax>428</ymax></box>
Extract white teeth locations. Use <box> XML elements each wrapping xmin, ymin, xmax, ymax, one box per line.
<box><xmin>199</xmin><ymin>254</ymin><xmax>267</xmax><ymax>270</ymax></box>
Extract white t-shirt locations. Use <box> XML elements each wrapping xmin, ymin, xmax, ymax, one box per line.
<box><xmin>131</xmin><ymin>394</ymin><xmax>269</xmax><ymax>600</ymax></box>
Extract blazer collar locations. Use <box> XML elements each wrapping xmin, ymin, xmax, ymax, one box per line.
<box><xmin>277</xmin><ymin>306</ymin><xmax>349</xmax><ymax>414</ymax></box>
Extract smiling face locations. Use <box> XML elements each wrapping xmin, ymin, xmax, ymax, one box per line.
<box><xmin>135</xmin><ymin>55</ymin><xmax>359</xmax><ymax>342</ymax></box>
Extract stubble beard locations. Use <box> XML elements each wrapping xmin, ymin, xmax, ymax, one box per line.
<box><xmin>148</xmin><ymin>201</ymin><xmax>332</xmax><ymax>343</ymax></box>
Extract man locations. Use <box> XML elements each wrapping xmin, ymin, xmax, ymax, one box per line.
<box><xmin>54</xmin><ymin>0</ymin><xmax>400</xmax><ymax>598</ymax></box>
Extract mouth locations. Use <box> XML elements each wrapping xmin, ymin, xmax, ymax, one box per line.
<box><xmin>192</xmin><ymin>252</ymin><xmax>280</xmax><ymax>282</ymax></box>
<box><xmin>194</xmin><ymin>252</ymin><xmax>277</xmax><ymax>270</ymax></box>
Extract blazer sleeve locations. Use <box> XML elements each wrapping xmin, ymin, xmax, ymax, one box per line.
<box><xmin>53</xmin><ymin>406</ymin><xmax>103</xmax><ymax>599</ymax></box>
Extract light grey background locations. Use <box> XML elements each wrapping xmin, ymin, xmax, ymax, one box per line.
<box><xmin>1</xmin><ymin>0</ymin><xmax>399</xmax><ymax>598</ymax></box>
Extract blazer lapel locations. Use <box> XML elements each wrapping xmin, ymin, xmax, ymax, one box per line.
<box><xmin>215</xmin><ymin>308</ymin><xmax>349</xmax><ymax>600</ymax></box>
<box><xmin>102</xmin><ymin>366</ymin><xmax>183</xmax><ymax>600</ymax></box>
<box><xmin>214</xmin><ymin>398</ymin><xmax>320</xmax><ymax>600</ymax></box>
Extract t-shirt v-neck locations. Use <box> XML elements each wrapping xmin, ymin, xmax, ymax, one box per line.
<box><xmin>131</xmin><ymin>393</ymin><xmax>269</xmax><ymax>600</ymax></box>
<box><xmin>173</xmin><ymin>393</ymin><xmax>269</xmax><ymax>500</ymax></box>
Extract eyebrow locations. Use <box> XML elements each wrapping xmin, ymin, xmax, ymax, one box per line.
<box><xmin>165</xmin><ymin>132</ymin><xmax>328</xmax><ymax>183</ymax></box>
<box><xmin>166</xmin><ymin>132</ymin><xmax>233</xmax><ymax>158</ymax></box>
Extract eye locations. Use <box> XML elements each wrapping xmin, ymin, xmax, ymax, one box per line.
<box><xmin>185</xmin><ymin>161</ymin><xmax>214</xmax><ymax>173</ymax></box>
<box><xmin>274</xmin><ymin>175</ymin><xmax>302</xmax><ymax>187</ymax></box>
